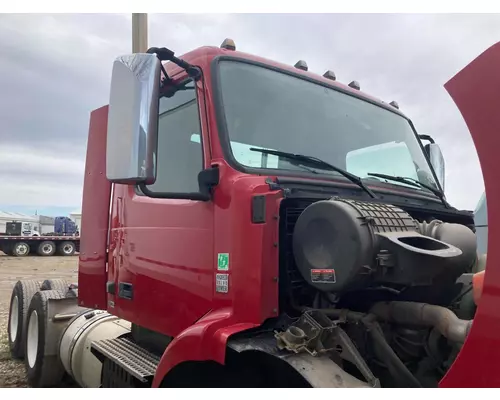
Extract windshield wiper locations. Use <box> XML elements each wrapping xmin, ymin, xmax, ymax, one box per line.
<box><xmin>366</xmin><ymin>172</ymin><xmax>449</xmax><ymax>207</ymax></box>
<box><xmin>249</xmin><ymin>148</ymin><xmax>376</xmax><ymax>198</ymax></box>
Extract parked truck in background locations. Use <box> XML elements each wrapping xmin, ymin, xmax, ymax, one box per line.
<box><xmin>5</xmin><ymin>39</ymin><xmax>500</xmax><ymax>388</ymax></box>
<box><xmin>53</xmin><ymin>216</ymin><xmax>78</xmax><ymax>236</ymax></box>
<box><xmin>0</xmin><ymin>215</ymin><xmax>80</xmax><ymax>256</ymax></box>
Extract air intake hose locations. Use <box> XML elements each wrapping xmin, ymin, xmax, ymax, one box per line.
<box><xmin>370</xmin><ymin>301</ymin><xmax>472</xmax><ymax>343</ymax></box>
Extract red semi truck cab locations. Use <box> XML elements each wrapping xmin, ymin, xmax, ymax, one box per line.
<box><xmin>67</xmin><ymin>39</ymin><xmax>500</xmax><ymax>387</ymax></box>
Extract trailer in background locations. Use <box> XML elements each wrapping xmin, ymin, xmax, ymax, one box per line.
<box><xmin>0</xmin><ymin>235</ymin><xmax>79</xmax><ymax>256</ymax></box>
<box><xmin>36</xmin><ymin>215</ymin><xmax>57</xmax><ymax>235</ymax></box>
<box><xmin>4</xmin><ymin>221</ymin><xmax>40</xmax><ymax>237</ymax></box>
<box><xmin>0</xmin><ymin>211</ymin><xmax>38</xmax><ymax>235</ymax></box>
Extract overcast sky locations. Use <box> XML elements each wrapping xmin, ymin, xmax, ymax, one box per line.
<box><xmin>0</xmin><ymin>13</ymin><xmax>498</xmax><ymax>216</ymax></box>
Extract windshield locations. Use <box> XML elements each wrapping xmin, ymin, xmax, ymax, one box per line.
<box><xmin>216</xmin><ymin>60</ymin><xmax>439</xmax><ymax>192</ymax></box>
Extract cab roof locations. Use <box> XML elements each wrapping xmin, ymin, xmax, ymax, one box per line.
<box><xmin>171</xmin><ymin>43</ymin><xmax>407</xmax><ymax>119</ymax></box>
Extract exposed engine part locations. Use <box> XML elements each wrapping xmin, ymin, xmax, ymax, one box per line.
<box><xmin>276</xmin><ymin>326</ymin><xmax>308</xmax><ymax>351</ymax></box>
<box><xmin>279</xmin><ymin>307</ymin><xmax>424</xmax><ymax>387</ymax></box>
<box><xmin>275</xmin><ymin>310</ymin><xmax>336</xmax><ymax>355</ymax></box>
<box><xmin>389</xmin><ymin>327</ymin><xmax>428</xmax><ymax>364</ymax></box>
<box><xmin>472</xmin><ymin>253</ymin><xmax>487</xmax><ymax>273</ymax></box>
<box><xmin>425</xmin><ymin>327</ymin><xmax>450</xmax><ymax>369</ymax></box>
<box><xmin>370</xmin><ymin>301</ymin><xmax>472</xmax><ymax>343</ymax></box>
<box><xmin>309</xmin><ymin>308</ymin><xmax>423</xmax><ymax>387</ymax></box>
<box><xmin>417</xmin><ymin>219</ymin><xmax>478</xmax><ymax>270</ymax></box>
<box><xmin>275</xmin><ymin>310</ymin><xmax>379</xmax><ymax>387</ymax></box>
<box><xmin>451</xmin><ymin>273</ymin><xmax>476</xmax><ymax>320</ymax></box>
<box><xmin>298</xmin><ymin>303</ymin><xmax>473</xmax><ymax>387</ymax></box>
<box><xmin>292</xmin><ymin>198</ymin><xmax>477</xmax><ymax>293</ymax></box>
<box><xmin>59</xmin><ymin>309</ymin><xmax>131</xmax><ymax>387</ymax></box>
<box><xmin>366</xmin><ymin>319</ymin><xmax>423</xmax><ymax>388</ymax></box>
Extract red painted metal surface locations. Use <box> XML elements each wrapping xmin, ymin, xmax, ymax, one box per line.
<box><xmin>106</xmin><ymin>52</ymin><xmax>284</xmax><ymax>357</ymax></box>
<box><xmin>88</xmin><ymin>43</ymin><xmax>500</xmax><ymax>385</ymax></box>
<box><xmin>78</xmin><ymin>105</ymin><xmax>111</xmax><ymax>310</ymax></box>
<box><xmin>148</xmin><ymin>164</ymin><xmax>282</xmax><ymax>383</ymax></box>
<box><xmin>152</xmin><ymin>307</ymin><xmax>257</xmax><ymax>387</ymax></box>
<box><xmin>107</xmin><ymin>70</ymin><xmax>215</xmax><ymax>333</ymax></box>
<box><xmin>440</xmin><ymin>42</ymin><xmax>500</xmax><ymax>388</ymax></box>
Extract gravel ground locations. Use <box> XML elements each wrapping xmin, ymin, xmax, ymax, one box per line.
<box><xmin>0</xmin><ymin>252</ymin><xmax>78</xmax><ymax>388</ymax></box>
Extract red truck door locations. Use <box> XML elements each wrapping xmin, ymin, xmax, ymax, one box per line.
<box><xmin>109</xmin><ymin>77</ymin><xmax>215</xmax><ymax>337</ymax></box>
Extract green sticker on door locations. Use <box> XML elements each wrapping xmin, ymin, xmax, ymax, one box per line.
<box><xmin>217</xmin><ymin>253</ymin><xmax>229</xmax><ymax>271</ymax></box>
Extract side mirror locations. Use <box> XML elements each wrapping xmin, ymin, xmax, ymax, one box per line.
<box><xmin>425</xmin><ymin>143</ymin><xmax>446</xmax><ymax>191</ymax></box>
<box><xmin>106</xmin><ymin>53</ymin><xmax>161</xmax><ymax>184</ymax></box>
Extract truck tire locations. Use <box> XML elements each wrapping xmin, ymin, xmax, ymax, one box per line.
<box><xmin>40</xmin><ymin>278</ymin><xmax>69</xmax><ymax>293</ymax></box>
<box><xmin>24</xmin><ymin>290</ymin><xmax>66</xmax><ymax>388</ymax></box>
<box><xmin>37</xmin><ymin>241</ymin><xmax>56</xmax><ymax>257</ymax></box>
<box><xmin>8</xmin><ymin>280</ymin><xmax>41</xmax><ymax>359</ymax></box>
<box><xmin>58</xmin><ymin>241</ymin><xmax>76</xmax><ymax>256</ymax></box>
<box><xmin>12</xmin><ymin>241</ymin><xmax>30</xmax><ymax>257</ymax></box>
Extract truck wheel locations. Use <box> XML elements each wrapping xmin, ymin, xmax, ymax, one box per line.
<box><xmin>25</xmin><ymin>290</ymin><xmax>66</xmax><ymax>387</ymax></box>
<box><xmin>8</xmin><ymin>280</ymin><xmax>41</xmax><ymax>359</ymax></box>
<box><xmin>12</xmin><ymin>241</ymin><xmax>30</xmax><ymax>257</ymax></box>
<box><xmin>37</xmin><ymin>241</ymin><xmax>56</xmax><ymax>257</ymax></box>
<box><xmin>58</xmin><ymin>241</ymin><xmax>76</xmax><ymax>256</ymax></box>
<box><xmin>40</xmin><ymin>279</ymin><xmax>69</xmax><ymax>293</ymax></box>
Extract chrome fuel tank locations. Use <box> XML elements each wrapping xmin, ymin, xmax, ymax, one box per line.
<box><xmin>59</xmin><ymin>309</ymin><xmax>131</xmax><ymax>387</ymax></box>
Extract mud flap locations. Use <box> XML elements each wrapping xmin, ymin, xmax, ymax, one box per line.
<box><xmin>227</xmin><ymin>333</ymin><xmax>374</xmax><ymax>388</ymax></box>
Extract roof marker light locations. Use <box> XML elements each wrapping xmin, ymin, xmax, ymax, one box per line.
<box><xmin>348</xmin><ymin>80</ymin><xmax>360</xmax><ymax>90</ymax></box>
<box><xmin>220</xmin><ymin>38</ymin><xmax>236</xmax><ymax>51</ymax></box>
<box><xmin>389</xmin><ymin>101</ymin><xmax>400</xmax><ymax>109</ymax></box>
<box><xmin>294</xmin><ymin>60</ymin><xmax>308</xmax><ymax>71</ymax></box>
<box><xmin>323</xmin><ymin>70</ymin><xmax>336</xmax><ymax>81</ymax></box>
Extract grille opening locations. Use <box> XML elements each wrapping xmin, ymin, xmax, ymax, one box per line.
<box><xmin>278</xmin><ymin>198</ymin><xmax>316</xmax><ymax>314</ymax></box>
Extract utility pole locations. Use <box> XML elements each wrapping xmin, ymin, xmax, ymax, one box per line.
<box><xmin>132</xmin><ymin>13</ymin><xmax>148</xmax><ymax>53</ymax></box>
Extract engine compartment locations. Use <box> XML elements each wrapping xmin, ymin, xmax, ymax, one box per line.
<box><xmin>293</xmin><ymin>198</ymin><xmax>477</xmax><ymax>294</ymax></box>
<box><xmin>277</xmin><ymin>196</ymin><xmax>481</xmax><ymax>387</ymax></box>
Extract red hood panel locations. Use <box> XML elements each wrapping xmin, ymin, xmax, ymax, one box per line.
<box><xmin>440</xmin><ymin>42</ymin><xmax>500</xmax><ymax>387</ymax></box>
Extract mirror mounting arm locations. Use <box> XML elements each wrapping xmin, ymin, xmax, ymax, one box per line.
<box><xmin>138</xmin><ymin>182</ymin><xmax>211</xmax><ymax>202</ymax></box>
<box><xmin>198</xmin><ymin>165</ymin><xmax>220</xmax><ymax>199</ymax></box>
<box><xmin>147</xmin><ymin>46</ymin><xmax>201</xmax><ymax>82</ymax></box>
<box><xmin>137</xmin><ymin>166</ymin><xmax>220</xmax><ymax>202</ymax></box>
<box><xmin>418</xmin><ymin>134</ymin><xmax>435</xmax><ymax>144</ymax></box>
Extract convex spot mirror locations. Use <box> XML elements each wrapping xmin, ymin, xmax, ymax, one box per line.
<box><xmin>426</xmin><ymin>143</ymin><xmax>445</xmax><ymax>191</ymax></box>
<box><xmin>419</xmin><ymin>134</ymin><xmax>446</xmax><ymax>192</ymax></box>
<box><xmin>106</xmin><ymin>53</ymin><xmax>161</xmax><ymax>184</ymax></box>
